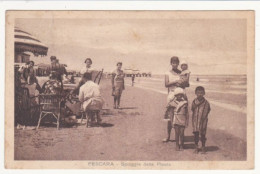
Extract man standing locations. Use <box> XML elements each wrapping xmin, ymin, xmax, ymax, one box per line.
<box><xmin>131</xmin><ymin>74</ymin><xmax>135</xmax><ymax>86</ymax></box>
<box><xmin>47</xmin><ymin>56</ymin><xmax>68</xmax><ymax>82</ymax></box>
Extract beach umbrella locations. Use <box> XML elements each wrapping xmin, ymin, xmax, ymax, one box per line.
<box><xmin>14</xmin><ymin>27</ymin><xmax>48</xmax><ymax>56</ymax></box>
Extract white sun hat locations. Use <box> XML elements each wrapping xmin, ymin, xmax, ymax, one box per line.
<box><xmin>174</xmin><ymin>87</ymin><xmax>184</xmax><ymax>96</ymax></box>
<box><xmin>180</xmin><ymin>60</ymin><xmax>188</xmax><ymax>65</ymax></box>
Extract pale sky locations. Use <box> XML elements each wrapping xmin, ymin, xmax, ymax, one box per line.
<box><xmin>16</xmin><ymin>18</ymin><xmax>247</xmax><ymax>74</ymax></box>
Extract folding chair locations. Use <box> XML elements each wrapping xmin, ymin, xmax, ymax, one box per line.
<box><xmin>80</xmin><ymin>109</ymin><xmax>101</xmax><ymax>128</ymax></box>
<box><xmin>37</xmin><ymin>94</ymin><xmax>62</xmax><ymax>130</ymax></box>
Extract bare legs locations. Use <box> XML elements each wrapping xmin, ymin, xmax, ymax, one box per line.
<box><xmin>163</xmin><ymin>108</ymin><xmax>174</xmax><ymax>142</ymax></box>
<box><xmin>113</xmin><ymin>96</ymin><xmax>117</xmax><ymax>109</ymax></box>
<box><xmin>174</xmin><ymin>125</ymin><xmax>185</xmax><ymax>151</ymax></box>
<box><xmin>193</xmin><ymin>132</ymin><xmax>207</xmax><ymax>153</ymax></box>
<box><xmin>113</xmin><ymin>95</ymin><xmax>121</xmax><ymax>109</ymax></box>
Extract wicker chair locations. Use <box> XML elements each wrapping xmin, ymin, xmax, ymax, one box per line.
<box><xmin>37</xmin><ymin>94</ymin><xmax>62</xmax><ymax>130</ymax></box>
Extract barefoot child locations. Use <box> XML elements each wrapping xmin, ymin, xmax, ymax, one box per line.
<box><xmin>168</xmin><ymin>88</ymin><xmax>189</xmax><ymax>151</ymax></box>
<box><xmin>191</xmin><ymin>86</ymin><xmax>211</xmax><ymax>154</ymax></box>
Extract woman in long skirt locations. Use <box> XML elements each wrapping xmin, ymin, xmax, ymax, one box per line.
<box><xmin>111</xmin><ymin>62</ymin><xmax>125</xmax><ymax>109</ymax></box>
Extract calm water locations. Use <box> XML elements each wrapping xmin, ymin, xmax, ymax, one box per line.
<box><xmin>128</xmin><ymin>74</ymin><xmax>247</xmax><ymax>107</ymax></box>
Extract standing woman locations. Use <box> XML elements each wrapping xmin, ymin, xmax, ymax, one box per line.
<box><xmin>111</xmin><ymin>62</ymin><xmax>125</xmax><ymax>109</ymax></box>
<box><xmin>80</xmin><ymin>58</ymin><xmax>95</xmax><ymax>75</ymax></box>
<box><xmin>72</xmin><ymin>58</ymin><xmax>95</xmax><ymax>95</ymax></box>
<box><xmin>163</xmin><ymin>56</ymin><xmax>182</xmax><ymax>142</ymax></box>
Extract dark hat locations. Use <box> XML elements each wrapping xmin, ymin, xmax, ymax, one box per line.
<box><xmin>117</xmin><ymin>62</ymin><xmax>122</xmax><ymax>66</ymax></box>
<box><xmin>29</xmin><ymin>61</ymin><xmax>35</xmax><ymax>65</ymax></box>
<box><xmin>50</xmin><ymin>56</ymin><xmax>57</xmax><ymax>60</ymax></box>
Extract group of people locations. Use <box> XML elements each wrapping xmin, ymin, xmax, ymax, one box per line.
<box><xmin>16</xmin><ymin>55</ymin><xmax>127</xmax><ymax>126</ymax></box>
<box><xmin>16</xmin><ymin>54</ymin><xmax>211</xmax><ymax>153</ymax></box>
<box><xmin>163</xmin><ymin>56</ymin><xmax>211</xmax><ymax>154</ymax></box>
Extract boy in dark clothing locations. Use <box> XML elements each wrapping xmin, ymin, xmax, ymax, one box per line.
<box><xmin>191</xmin><ymin>86</ymin><xmax>211</xmax><ymax>154</ymax></box>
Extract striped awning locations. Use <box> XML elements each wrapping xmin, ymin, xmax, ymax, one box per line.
<box><xmin>15</xmin><ymin>27</ymin><xmax>48</xmax><ymax>56</ymax></box>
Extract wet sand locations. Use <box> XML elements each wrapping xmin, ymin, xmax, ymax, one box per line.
<box><xmin>14</xmin><ymin>78</ymin><xmax>246</xmax><ymax>161</ymax></box>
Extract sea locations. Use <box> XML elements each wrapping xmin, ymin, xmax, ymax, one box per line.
<box><xmin>125</xmin><ymin>74</ymin><xmax>247</xmax><ymax>114</ymax></box>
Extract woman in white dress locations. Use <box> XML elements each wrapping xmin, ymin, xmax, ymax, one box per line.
<box><xmin>163</xmin><ymin>56</ymin><xmax>182</xmax><ymax>142</ymax></box>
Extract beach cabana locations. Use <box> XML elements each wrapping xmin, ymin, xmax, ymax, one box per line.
<box><xmin>15</xmin><ymin>27</ymin><xmax>48</xmax><ymax>62</ymax></box>
<box><xmin>14</xmin><ymin>27</ymin><xmax>49</xmax><ymax>127</ymax></box>
<box><xmin>124</xmin><ymin>68</ymin><xmax>134</xmax><ymax>77</ymax></box>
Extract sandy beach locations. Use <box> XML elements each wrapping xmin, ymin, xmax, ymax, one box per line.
<box><xmin>14</xmin><ymin>77</ymin><xmax>246</xmax><ymax>161</ymax></box>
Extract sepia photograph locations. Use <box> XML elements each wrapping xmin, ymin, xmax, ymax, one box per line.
<box><xmin>5</xmin><ymin>10</ymin><xmax>254</xmax><ymax>169</ymax></box>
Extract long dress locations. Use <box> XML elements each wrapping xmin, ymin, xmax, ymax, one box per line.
<box><xmin>191</xmin><ymin>98</ymin><xmax>211</xmax><ymax>134</ymax></box>
<box><xmin>112</xmin><ymin>69</ymin><xmax>125</xmax><ymax>97</ymax></box>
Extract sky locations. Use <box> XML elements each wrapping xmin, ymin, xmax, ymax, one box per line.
<box><xmin>15</xmin><ymin>17</ymin><xmax>247</xmax><ymax>74</ymax></box>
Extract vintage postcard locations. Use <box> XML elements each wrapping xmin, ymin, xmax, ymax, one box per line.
<box><xmin>5</xmin><ymin>10</ymin><xmax>254</xmax><ymax>169</ymax></box>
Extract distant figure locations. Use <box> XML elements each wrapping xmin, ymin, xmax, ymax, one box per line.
<box><xmin>191</xmin><ymin>86</ymin><xmax>211</xmax><ymax>154</ymax></box>
<box><xmin>111</xmin><ymin>62</ymin><xmax>125</xmax><ymax>109</ymax></box>
<box><xmin>167</xmin><ymin>88</ymin><xmax>189</xmax><ymax>151</ymax></box>
<box><xmin>131</xmin><ymin>74</ymin><xmax>135</xmax><ymax>86</ymax></box>
<box><xmin>70</xmin><ymin>75</ymin><xmax>75</xmax><ymax>84</ymax></box>
<box><xmin>196</xmin><ymin>77</ymin><xmax>199</xmax><ymax>82</ymax></box>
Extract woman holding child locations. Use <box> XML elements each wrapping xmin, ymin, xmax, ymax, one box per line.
<box><xmin>163</xmin><ymin>56</ymin><xmax>190</xmax><ymax>151</ymax></box>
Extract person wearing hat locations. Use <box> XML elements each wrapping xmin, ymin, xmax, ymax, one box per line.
<box><xmin>111</xmin><ymin>62</ymin><xmax>125</xmax><ymax>109</ymax></box>
<box><xmin>167</xmin><ymin>87</ymin><xmax>189</xmax><ymax>151</ymax></box>
<box><xmin>47</xmin><ymin>56</ymin><xmax>68</xmax><ymax>83</ymax></box>
<box><xmin>179</xmin><ymin>60</ymin><xmax>191</xmax><ymax>88</ymax></box>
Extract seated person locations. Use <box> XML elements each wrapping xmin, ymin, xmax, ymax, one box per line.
<box><xmin>78</xmin><ymin>72</ymin><xmax>104</xmax><ymax>123</ymax></box>
<box><xmin>42</xmin><ymin>72</ymin><xmax>62</xmax><ymax>94</ymax></box>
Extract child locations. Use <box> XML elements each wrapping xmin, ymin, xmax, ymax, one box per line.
<box><xmin>179</xmin><ymin>61</ymin><xmax>191</xmax><ymax>88</ymax></box>
<box><xmin>167</xmin><ymin>88</ymin><xmax>189</xmax><ymax>151</ymax></box>
<box><xmin>191</xmin><ymin>86</ymin><xmax>211</xmax><ymax>154</ymax></box>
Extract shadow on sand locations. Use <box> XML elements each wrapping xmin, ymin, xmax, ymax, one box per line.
<box><xmin>99</xmin><ymin>123</ymin><xmax>114</xmax><ymax>128</ymax></box>
<box><xmin>117</xmin><ymin>107</ymin><xmax>138</xmax><ymax>110</ymax></box>
<box><xmin>183</xmin><ymin>144</ymin><xmax>219</xmax><ymax>152</ymax></box>
<box><xmin>184</xmin><ymin>135</ymin><xmax>194</xmax><ymax>142</ymax></box>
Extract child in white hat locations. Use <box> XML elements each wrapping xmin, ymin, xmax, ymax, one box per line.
<box><xmin>179</xmin><ymin>60</ymin><xmax>191</xmax><ymax>88</ymax></box>
<box><xmin>164</xmin><ymin>88</ymin><xmax>189</xmax><ymax>151</ymax></box>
